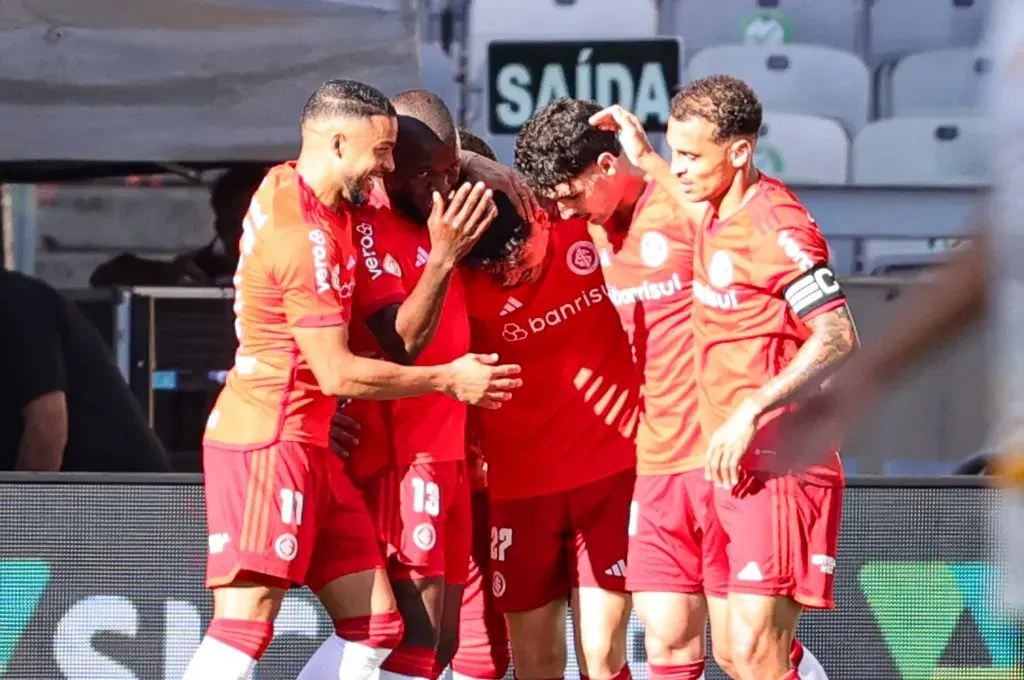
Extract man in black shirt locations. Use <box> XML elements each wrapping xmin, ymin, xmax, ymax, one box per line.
<box><xmin>0</xmin><ymin>270</ymin><xmax>170</xmax><ymax>471</ymax></box>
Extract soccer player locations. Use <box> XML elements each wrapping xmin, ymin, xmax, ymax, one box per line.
<box><xmin>781</xmin><ymin>0</ymin><xmax>1022</xmax><ymax>614</ymax></box>
<box><xmin>449</xmin><ymin>129</ymin><xmax>512</xmax><ymax>680</ymax></box>
<box><xmin>348</xmin><ymin>90</ymin><xmax>497</xmax><ymax>680</ymax></box>
<box><xmin>650</xmin><ymin>75</ymin><xmax>858</xmax><ymax>680</ymax></box>
<box><xmin>514</xmin><ymin>97</ymin><xmax>708</xmax><ymax>680</ymax></box>
<box><xmin>459</xmin><ymin>173</ymin><xmax>639</xmax><ymax>680</ymax></box>
<box><xmin>187</xmin><ymin>79</ymin><xmax>521</xmax><ymax>680</ymax></box>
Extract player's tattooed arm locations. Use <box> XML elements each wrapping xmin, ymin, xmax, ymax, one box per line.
<box><xmin>745</xmin><ymin>304</ymin><xmax>860</xmax><ymax>417</ymax></box>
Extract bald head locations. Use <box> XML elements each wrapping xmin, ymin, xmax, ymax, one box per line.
<box><xmin>391</xmin><ymin>89</ymin><xmax>458</xmax><ymax>147</ymax></box>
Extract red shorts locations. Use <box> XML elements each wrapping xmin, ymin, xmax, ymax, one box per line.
<box><xmin>203</xmin><ymin>442</ymin><xmax>383</xmax><ymax>592</ymax></box>
<box><xmin>488</xmin><ymin>468</ymin><xmax>635</xmax><ymax>613</ymax></box>
<box><xmin>704</xmin><ymin>473</ymin><xmax>843</xmax><ymax>609</ymax></box>
<box><xmin>452</xmin><ymin>490</ymin><xmax>510</xmax><ymax>680</ymax></box>
<box><xmin>363</xmin><ymin>460</ymin><xmax>472</xmax><ymax>584</ymax></box>
<box><xmin>626</xmin><ymin>469</ymin><xmax>712</xmax><ymax>593</ymax></box>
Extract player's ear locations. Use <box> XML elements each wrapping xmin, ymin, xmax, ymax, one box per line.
<box><xmin>596</xmin><ymin>151</ymin><xmax>618</xmax><ymax>176</ymax></box>
<box><xmin>331</xmin><ymin>133</ymin><xmax>346</xmax><ymax>160</ymax></box>
<box><xmin>729</xmin><ymin>137</ymin><xmax>753</xmax><ymax>170</ymax></box>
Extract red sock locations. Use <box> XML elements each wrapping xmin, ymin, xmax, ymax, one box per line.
<box><xmin>648</xmin><ymin>659</ymin><xmax>705</xmax><ymax>679</ymax></box>
<box><xmin>582</xmin><ymin>666</ymin><xmax>633</xmax><ymax>680</ymax></box>
<box><xmin>205</xmin><ymin>618</ymin><xmax>274</xmax><ymax>660</ymax></box>
<box><xmin>790</xmin><ymin>638</ymin><xmax>804</xmax><ymax>667</ymax></box>
<box><xmin>334</xmin><ymin>611</ymin><xmax>405</xmax><ymax>648</ymax></box>
<box><xmin>380</xmin><ymin>644</ymin><xmax>436</xmax><ymax>677</ymax></box>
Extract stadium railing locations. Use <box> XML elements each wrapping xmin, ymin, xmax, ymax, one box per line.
<box><xmin>0</xmin><ymin>474</ymin><xmax>1018</xmax><ymax>680</ymax></box>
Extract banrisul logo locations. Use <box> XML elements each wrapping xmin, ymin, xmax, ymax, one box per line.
<box><xmin>0</xmin><ymin>560</ymin><xmax>51</xmax><ymax>674</ymax></box>
<box><xmin>860</xmin><ymin>561</ymin><xmax>1022</xmax><ymax>679</ymax></box>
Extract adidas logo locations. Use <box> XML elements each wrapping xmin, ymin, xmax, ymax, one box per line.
<box><xmin>737</xmin><ymin>561</ymin><xmax>764</xmax><ymax>582</ymax></box>
<box><xmin>415</xmin><ymin>247</ymin><xmax>429</xmax><ymax>268</ymax></box>
<box><xmin>499</xmin><ymin>296</ymin><xmax>523</xmax><ymax>316</ymax></box>
<box><xmin>604</xmin><ymin>559</ymin><xmax>626</xmax><ymax>578</ymax></box>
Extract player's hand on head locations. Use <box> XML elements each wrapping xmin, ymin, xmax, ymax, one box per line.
<box><xmin>704</xmin><ymin>403</ymin><xmax>758</xmax><ymax>488</ymax></box>
<box><xmin>428</xmin><ymin>182</ymin><xmax>498</xmax><ymax>266</ymax></box>
<box><xmin>588</xmin><ymin>105</ymin><xmax>657</xmax><ymax>168</ymax></box>
<box><xmin>462</xmin><ymin>153</ymin><xmax>541</xmax><ymax>223</ymax></box>
<box><xmin>329</xmin><ymin>407</ymin><xmax>362</xmax><ymax>458</ymax></box>
<box><xmin>444</xmin><ymin>352</ymin><xmax>523</xmax><ymax>409</ymax></box>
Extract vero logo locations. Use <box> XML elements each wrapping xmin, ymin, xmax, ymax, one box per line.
<box><xmin>0</xmin><ymin>560</ymin><xmax>51</xmax><ymax>675</ymax></box>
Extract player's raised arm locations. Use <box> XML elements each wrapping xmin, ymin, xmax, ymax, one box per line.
<box><xmin>364</xmin><ymin>183</ymin><xmax>497</xmax><ymax>363</ymax></box>
<box><xmin>460</xmin><ymin>149</ymin><xmax>541</xmax><ymax>222</ymax></box>
<box><xmin>588</xmin><ymin>104</ymin><xmax>695</xmax><ymax>212</ymax></box>
<box><xmin>274</xmin><ymin>221</ymin><xmax>520</xmax><ymax>407</ymax></box>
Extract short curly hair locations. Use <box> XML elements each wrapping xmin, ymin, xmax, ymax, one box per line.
<box><xmin>514</xmin><ymin>98</ymin><xmax>620</xmax><ymax>192</ymax></box>
<box><xmin>670</xmin><ymin>75</ymin><xmax>762</xmax><ymax>143</ymax></box>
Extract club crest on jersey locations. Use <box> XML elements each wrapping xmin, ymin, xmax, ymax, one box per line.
<box><xmin>412</xmin><ymin>523</ymin><xmax>437</xmax><ymax>551</ymax></box>
<box><xmin>274</xmin><ymin>533</ymin><xmax>298</xmax><ymax>561</ymax></box>
<box><xmin>567</xmin><ymin>240</ymin><xmax>599</xmax><ymax>275</ymax></box>
<box><xmin>492</xmin><ymin>571</ymin><xmax>507</xmax><ymax>598</ymax></box>
<box><xmin>383</xmin><ymin>253</ymin><xmax>402</xmax><ymax>278</ymax></box>
<box><xmin>708</xmin><ymin>250</ymin><xmax>734</xmax><ymax>288</ymax></box>
<box><xmin>640</xmin><ymin>231</ymin><xmax>669</xmax><ymax>268</ymax></box>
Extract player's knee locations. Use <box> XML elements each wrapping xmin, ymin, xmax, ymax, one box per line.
<box><xmin>578</xmin><ymin>630</ymin><xmax>627</xmax><ymax>676</ymax></box>
<box><xmin>711</xmin><ymin>646</ymin><xmax>738</xmax><ymax>679</ymax></box>
<box><xmin>511</xmin><ymin>632</ymin><xmax>566</xmax><ymax>676</ymax></box>
<box><xmin>335</xmin><ymin>610</ymin><xmax>406</xmax><ymax>649</ymax></box>
<box><xmin>727</xmin><ymin>615</ymin><xmax>787</xmax><ymax>678</ymax></box>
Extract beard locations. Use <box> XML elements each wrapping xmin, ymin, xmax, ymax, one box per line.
<box><xmin>343</xmin><ymin>173</ymin><xmax>372</xmax><ymax>206</ymax></box>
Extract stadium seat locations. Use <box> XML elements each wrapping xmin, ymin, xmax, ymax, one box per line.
<box><xmin>851</xmin><ymin>117</ymin><xmax>989</xmax><ymax>186</ymax></box>
<box><xmin>687</xmin><ymin>45</ymin><xmax>870</xmax><ymax>134</ymax></box>
<box><xmin>466</xmin><ymin>0</ymin><xmax>660</xmax><ymax>163</ymax></box>
<box><xmin>755</xmin><ymin>112</ymin><xmax>848</xmax><ymax>184</ymax></box>
<box><xmin>883</xmin><ymin>459</ymin><xmax>953</xmax><ymax>475</ymax></box>
<box><xmin>890</xmin><ymin>48</ymin><xmax>992</xmax><ymax>117</ymax></box>
<box><xmin>860</xmin><ymin>239</ymin><xmax>952</xmax><ymax>276</ymax></box>
<box><xmin>869</xmin><ymin>0</ymin><xmax>992</xmax><ymax>65</ymax></box>
<box><xmin>667</xmin><ymin>0</ymin><xmax>863</xmax><ymax>55</ymax></box>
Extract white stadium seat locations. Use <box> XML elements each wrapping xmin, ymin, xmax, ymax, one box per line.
<box><xmin>466</xmin><ymin>0</ymin><xmax>659</xmax><ymax>163</ymax></box>
<box><xmin>755</xmin><ymin>113</ymin><xmax>849</xmax><ymax>184</ymax></box>
<box><xmin>667</xmin><ymin>0</ymin><xmax>862</xmax><ymax>55</ymax></box>
<box><xmin>890</xmin><ymin>48</ymin><xmax>992</xmax><ymax>117</ymax></box>
<box><xmin>869</xmin><ymin>0</ymin><xmax>992</xmax><ymax>65</ymax></box>
<box><xmin>687</xmin><ymin>44</ymin><xmax>870</xmax><ymax>134</ymax></box>
<box><xmin>852</xmin><ymin>117</ymin><xmax>989</xmax><ymax>186</ymax></box>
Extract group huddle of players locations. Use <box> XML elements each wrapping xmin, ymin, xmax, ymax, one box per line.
<box><xmin>183</xmin><ymin>73</ymin><xmax>859</xmax><ymax>680</ymax></box>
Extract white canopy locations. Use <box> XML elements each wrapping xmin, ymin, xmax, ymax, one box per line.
<box><xmin>0</xmin><ymin>0</ymin><xmax>421</xmax><ymax>164</ymax></box>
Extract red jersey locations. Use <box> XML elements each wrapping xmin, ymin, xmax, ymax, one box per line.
<box><xmin>692</xmin><ymin>175</ymin><xmax>845</xmax><ymax>486</ymax></box>
<box><xmin>350</xmin><ymin>206</ymin><xmax>471</xmax><ymax>466</ymax></box>
<box><xmin>463</xmin><ymin>217</ymin><xmax>638</xmax><ymax>500</ymax></box>
<box><xmin>589</xmin><ymin>182</ymin><xmax>701</xmax><ymax>476</ymax></box>
<box><xmin>337</xmin><ymin>317</ymin><xmax>395</xmax><ymax>484</ymax></box>
<box><xmin>204</xmin><ymin>162</ymin><xmax>357</xmax><ymax>450</ymax></box>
